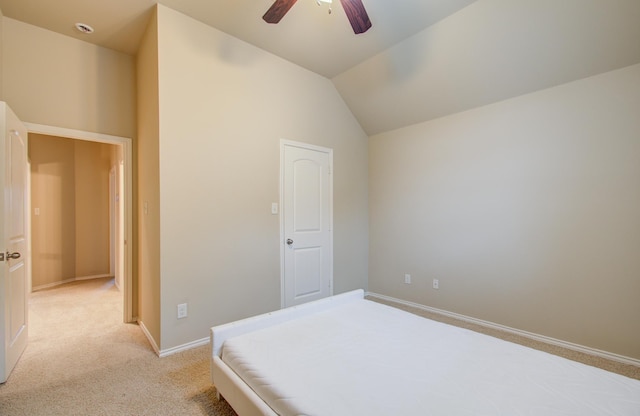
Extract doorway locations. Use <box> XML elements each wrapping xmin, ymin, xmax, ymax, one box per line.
<box><xmin>25</xmin><ymin>123</ymin><xmax>133</xmax><ymax>323</ymax></box>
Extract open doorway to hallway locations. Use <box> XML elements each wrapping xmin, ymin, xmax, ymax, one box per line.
<box><xmin>25</xmin><ymin>123</ymin><xmax>134</xmax><ymax>323</ymax></box>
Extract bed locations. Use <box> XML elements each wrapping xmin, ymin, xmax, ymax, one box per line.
<box><xmin>210</xmin><ymin>289</ymin><xmax>640</xmax><ymax>416</ymax></box>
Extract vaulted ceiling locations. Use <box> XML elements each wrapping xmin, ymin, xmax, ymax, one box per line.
<box><xmin>1</xmin><ymin>0</ymin><xmax>639</xmax><ymax>135</ymax></box>
<box><xmin>334</xmin><ymin>0</ymin><xmax>640</xmax><ymax>134</ymax></box>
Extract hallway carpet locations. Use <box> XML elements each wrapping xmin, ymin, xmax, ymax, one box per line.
<box><xmin>0</xmin><ymin>278</ymin><xmax>237</xmax><ymax>416</ymax></box>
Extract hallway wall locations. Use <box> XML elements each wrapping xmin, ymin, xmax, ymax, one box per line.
<box><xmin>29</xmin><ymin>134</ymin><xmax>114</xmax><ymax>289</ymax></box>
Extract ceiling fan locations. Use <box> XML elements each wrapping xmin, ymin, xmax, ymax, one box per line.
<box><xmin>263</xmin><ymin>0</ymin><xmax>372</xmax><ymax>34</ymax></box>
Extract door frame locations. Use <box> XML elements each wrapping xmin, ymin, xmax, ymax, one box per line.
<box><xmin>25</xmin><ymin>123</ymin><xmax>134</xmax><ymax>323</ymax></box>
<box><xmin>279</xmin><ymin>139</ymin><xmax>334</xmax><ymax>308</ymax></box>
<box><xmin>109</xmin><ymin>166</ymin><xmax>116</xmax><ymax>280</ymax></box>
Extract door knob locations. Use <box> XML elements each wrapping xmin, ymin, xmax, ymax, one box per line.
<box><xmin>286</xmin><ymin>239</ymin><xmax>293</xmax><ymax>246</ymax></box>
<box><xmin>6</xmin><ymin>252</ymin><xmax>21</xmax><ymax>260</ymax></box>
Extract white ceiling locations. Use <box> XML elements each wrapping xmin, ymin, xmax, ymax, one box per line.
<box><xmin>0</xmin><ymin>0</ymin><xmax>476</xmax><ymax>78</ymax></box>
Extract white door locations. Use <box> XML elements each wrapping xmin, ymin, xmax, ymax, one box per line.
<box><xmin>281</xmin><ymin>141</ymin><xmax>333</xmax><ymax>307</ymax></box>
<box><xmin>0</xmin><ymin>103</ymin><xmax>29</xmax><ymax>383</ymax></box>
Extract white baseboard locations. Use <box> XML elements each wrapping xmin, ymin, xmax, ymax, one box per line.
<box><xmin>137</xmin><ymin>319</ymin><xmax>209</xmax><ymax>358</ymax></box>
<box><xmin>32</xmin><ymin>278</ymin><xmax>77</xmax><ymax>291</ymax></box>
<box><xmin>159</xmin><ymin>337</ymin><xmax>210</xmax><ymax>358</ymax></box>
<box><xmin>32</xmin><ymin>274</ymin><xmax>113</xmax><ymax>291</ymax></box>
<box><xmin>76</xmin><ymin>274</ymin><xmax>112</xmax><ymax>281</ymax></box>
<box><xmin>366</xmin><ymin>292</ymin><xmax>640</xmax><ymax>367</ymax></box>
<box><xmin>137</xmin><ymin>319</ymin><xmax>160</xmax><ymax>356</ymax></box>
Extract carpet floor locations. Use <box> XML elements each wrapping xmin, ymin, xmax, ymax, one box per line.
<box><xmin>0</xmin><ymin>277</ymin><xmax>237</xmax><ymax>416</ymax></box>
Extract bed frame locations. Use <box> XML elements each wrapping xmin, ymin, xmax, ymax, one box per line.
<box><xmin>210</xmin><ymin>289</ymin><xmax>365</xmax><ymax>416</ymax></box>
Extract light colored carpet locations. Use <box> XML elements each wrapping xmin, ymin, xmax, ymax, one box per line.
<box><xmin>0</xmin><ymin>277</ymin><xmax>237</xmax><ymax>416</ymax></box>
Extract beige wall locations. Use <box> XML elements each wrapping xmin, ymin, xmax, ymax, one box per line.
<box><xmin>153</xmin><ymin>5</ymin><xmax>368</xmax><ymax>351</ymax></box>
<box><xmin>369</xmin><ymin>64</ymin><xmax>640</xmax><ymax>360</ymax></box>
<box><xmin>2</xmin><ymin>18</ymin><xmax>136</xmax><ymax>138</ymax></box>
<box><xmin>136</xmin><ymin>10</ymin><xmax>161</xmax><ymax>347</ymax></box>
<box><xmin>74</xmin><ymin>140</ymin><xmax>112</xmax><ymax>277</ymax></box>
<box><xmin>29</xmin><ymin>135</ymin><xmax>76</xmax><ymax>288</ymax></box>
<box><xmin>30</xmin><ymin>134</ymin><xmax>114</xmax><ymax>289</ymax></box>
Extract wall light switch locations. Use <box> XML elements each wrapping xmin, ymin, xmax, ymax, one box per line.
<box><xmin>34</xmin><ymin>207</ymin><xmax>40</xmax><ymax>216</ymax></box>
<box><xmin>177</xmin><ymin>303</ymin><xmax>188</xmax><ymax>319</ymax></box>
<box><xmin>271</xmin><ymin>203</ymin><xmax>279</xmax><ymax>215</ymax></box>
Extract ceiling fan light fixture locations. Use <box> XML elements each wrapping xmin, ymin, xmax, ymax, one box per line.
<box><xmin>264</xmin><ymin>0</ymin><xmax>370</xmax><ymax>33</ymax></box>
<box><xmin>316</xmin><ymin>0</ymin><xmax>332</xmax><ymax>14</ymax></box>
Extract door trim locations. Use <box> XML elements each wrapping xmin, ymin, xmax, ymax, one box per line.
<box><xmin>279</xmin><ymin>139</ymin><xmax>334</xmax><ymax>308</ymax></box>
<box><xmin>24</xmin><ymin>123</ymin><xmax>134</xmax><ymax>323</ymax></box>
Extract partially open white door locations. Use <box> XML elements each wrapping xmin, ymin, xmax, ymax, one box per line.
<box><xmin>281</xmin><ymin>141</ymin><xmax>333</xmax><ymax>307</ymax></box>
<box><xmin>0</xmin><ymin>103</ymin><xmax>29</xmax><ymax>383</ymax></box>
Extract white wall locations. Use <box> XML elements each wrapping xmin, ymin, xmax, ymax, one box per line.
<box><xmin>369</xmin><ymin>64</ymin><xmax>640</xmax><ymax>360</ymax></box>
<box><xmin>154</xmin><ymin>5</ymin><xmax>368</xmax><ymax>351</ymax></box>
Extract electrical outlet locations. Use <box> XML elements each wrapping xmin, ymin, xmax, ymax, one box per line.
<box><xmin>404</xmin><ymin>274</ymin><xmax>411</xmax><ymax>284</ymax></box>
<box><xmin>432</xmin><ymin>279</ymin><xmax>439</xmax><ymax>290</ymax></box>
<box><xmin>177</xmin><ymin>303</ymin><xmax>188</xmax><ymax>319</ymax></box>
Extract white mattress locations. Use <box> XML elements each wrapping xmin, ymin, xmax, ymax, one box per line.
<box><xmin>221</xmin><ymin>299</ymin><xmax>640</xmax><ymax>416</ymax></box>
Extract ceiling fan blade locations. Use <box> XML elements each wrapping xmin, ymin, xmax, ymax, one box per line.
<box><xmin>263</xmin><ymin>0</ymin><xmax>299</xmax><ymax>24</ymax></box>
<box><xmin>339</xmin><ymin>0</ymin><xmax>372</xmax><ymax>34</ymax></box>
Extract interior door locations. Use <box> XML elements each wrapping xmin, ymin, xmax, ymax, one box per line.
<box><xmin>281</xmin><ymin>141</ymin><xmax>333</xmax><ymax>307</ymax></box>
<box><xmin>0</xmin><ymin>103</ymin><xmax>29</xmax><ymax>383</ymax></box>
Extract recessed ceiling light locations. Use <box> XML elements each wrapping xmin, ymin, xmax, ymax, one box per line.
<box><xmin>74</xmin><ymin>23</ymin><xmax>94</xmax><ymax>34</ymax></box>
